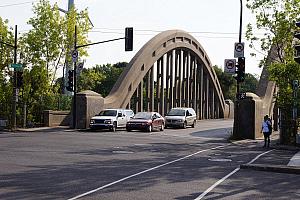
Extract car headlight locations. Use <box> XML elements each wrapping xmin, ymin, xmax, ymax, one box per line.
<box><xmin>90</xmin><ymin>119</ymin><xmax>95</xmax><ymax>124</ymax></box>
<box><xmin>178</xmin><ymin>119</ymin><xmax>183</xmax><ymax>122</ymax></box>
<box><xmin>104</xmin><ymin>119</ymin><xmax>112</xmax><ymax>124</ymax></box>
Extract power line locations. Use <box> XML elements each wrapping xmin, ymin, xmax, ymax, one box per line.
<box><xmin>88</xmin><ymin>29</ymin><xmax>246</xmax><ymax>39</ymax></box>
<box><xmin>0</xmin><ymin>1</ymin><xmax>35</xmax><ymax>8</ymax></box>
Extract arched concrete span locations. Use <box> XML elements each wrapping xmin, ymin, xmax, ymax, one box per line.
<box><xmin>104</xmin><ymin>30</ymin><xmax>230</xmax><ymax>118</ymax></box>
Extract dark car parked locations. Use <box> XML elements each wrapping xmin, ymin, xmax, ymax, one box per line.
<box><xmin>126</xmin><ymin>112</ymin><xmax>165</xmax><ymax>132</ymax></box>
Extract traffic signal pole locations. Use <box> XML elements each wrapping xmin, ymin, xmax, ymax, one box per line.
<box><xmin>71</xmin><ymin>26</ymin><xmax>133</xmax><ymax>128</ymax></box>
<box><xmin>233</xmin><ymin>1</ymin><xmax>243</xmax><ymax>138</ymax></box>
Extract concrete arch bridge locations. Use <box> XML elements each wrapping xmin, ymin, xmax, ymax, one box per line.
<box><xmin>77</xmin><ymin>30</ymin><xmax>234</xmax><ymax>128</ymax></box>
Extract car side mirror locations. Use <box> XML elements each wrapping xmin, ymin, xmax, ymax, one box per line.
<box><xmin>118</xmin><ymin>113</ymin><xmax>122</xmax><ymax>117</ymax></box>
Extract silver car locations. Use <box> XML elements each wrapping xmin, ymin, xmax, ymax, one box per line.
<box><xmin>164</xmin><ymin>107</ymin><xmax>196</xmax><ymax>129</ymax></box>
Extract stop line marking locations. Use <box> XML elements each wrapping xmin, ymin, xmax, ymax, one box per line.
<box><xmin>67</xmin><ymin>144</ymin><xmax>229</xmax><ymax>200</ymax></box>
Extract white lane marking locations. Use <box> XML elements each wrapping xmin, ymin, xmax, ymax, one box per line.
<box><xmin>194</xmin><ymin>149</ymin><xmax>273</xmax><ymax>200</ymax></box>
<box><xmin>194</xmin><ymin>167</ymin><xmax>240</xmax><ymax>200</ymax></box>
<box><xmin>247</xmin><ymin>149</ymin><xmax>273</xmax><ymax>165</ymax></box>
<box><xmin>288</xmin><ymin>151</ymin><xmax>300</xmax><ymax>166</ymax></box>
<box><xmin>67</xmin><ymin>145</ymin><xmax>228</xmax><ymax>200</ymax></box>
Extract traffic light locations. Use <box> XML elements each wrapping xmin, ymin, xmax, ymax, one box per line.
<box><xmin>125</xmin><ymin>27</ymin><xmax>133</xmax><ymax>51</ymax></box>
<box><xmin>16</xmin><ymin>71</ymin><xmax>23</xmax><ymax>88</ymax></box>
<box><xmin>294</xmin><ymin>22</ymin><xmax>300</xmax><ymax>64</ymax></box>
<box><xmin>235</xmin><ymin>57</ymin><xmax>245</xmax><ymax>83</ymax></box>
<box><xmin>66</xmin><ymin>70</ymin><xmax>74</xmax><ymax>92</ymax></box>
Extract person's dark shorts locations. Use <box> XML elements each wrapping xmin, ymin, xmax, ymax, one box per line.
<box><xmin>263</xmin><ymin>132</ymin><xmax>271</xmax><ymax>137</ymax></box>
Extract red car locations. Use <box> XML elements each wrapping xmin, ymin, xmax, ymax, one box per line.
<box><xmin>126</xmin><ymin>112</ymin><xmax>165</xmax><ymax>132</ymax></box>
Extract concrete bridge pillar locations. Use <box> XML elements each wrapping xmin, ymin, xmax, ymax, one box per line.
<box><xmin>75</xmin><ymin>90</ymin><xmax>104</xmax><ymax>129</ymax></box>
<box><xmin>235</xmin><ymin>93</ymin><xmax>264</xmax><ymax>139</ymax></box>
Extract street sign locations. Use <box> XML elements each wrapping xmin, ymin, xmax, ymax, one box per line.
<box><xmin>10</xmin><ymin>63</ymin><xmax>23</xmax><ymax>71</ymax></box>
<box><xmin>234</xmin><ymin>42</ymin><xmax>244</xmax><ymax>58</ymax></box>
<box><xmin>76</xmin><ymin>62</ymin><xmax>84</xmax><ymax>74</ymax></box>
<box><xmin>224</xmin><ymin>59</ymin><xmax>236</xmax><ymax>74</ymax></box>
<box><xmin>72</xmin><ymin>50</ymin><xmax>78</xmax><ymax>62</ymax></box>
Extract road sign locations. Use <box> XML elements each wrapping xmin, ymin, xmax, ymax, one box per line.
<box><xmin>76</xmin><ymin>62</ymin><xmax>84</xmax><ymax>74</ymax></box>
<box><xmin>224</xmin><ymin>59</ymin><xmax>236</xmax><ymax>74</ymax></box>
<box><xmin>72</xmin><ymin>50</ymin><xmax>78</xmax><ymax>62</ymax></box>
<box><xmin>10</xmin><ymin>63</ymin><xmax>23</xmax><ymax>71</ymax></box>
<box><xmin>234</xmin><ymin>42</ymin><xmax>244</xmax><ymax>58</ymax></box>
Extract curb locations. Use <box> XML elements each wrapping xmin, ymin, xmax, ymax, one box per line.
<box><xmin>16</xmin><ymin>126</ymin><xmax>70</xmax><ymax>132</ymax></box>
<box><xmin>240</xmin><ymin>163</ymin><xmax>300</xmax><ymax>175</ymax></box>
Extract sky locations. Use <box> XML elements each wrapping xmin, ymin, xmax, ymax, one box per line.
<box><xmin>0</xmin><ymin>0</ymin><xmax>264</xmax><ymax>77</ymax></box>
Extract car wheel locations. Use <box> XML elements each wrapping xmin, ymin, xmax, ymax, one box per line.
<box><xmin>147</xmin><ymin>125</ymin><xmax>152</xmax><ymax>132</ymax></box>
<box><xmin>160</xmin><ymin>123</ymin><xmax>164</xmax><ymax>131</ymax></box>
<box><xmin>111</xmin><ymin>122</ymin><xmax>117</xmax><ymax>132</ymax></box>
<box><xmin>192</xmin><ymin>120</ymin><xmax>196</xmax><ymax>128</ymax></box>
<box><xmin>183</xmin><ymin>121</ymin><xmax>187</xmax><ymax>129</ymax></box>
<box><xmin>126</xmin><ymin>127</ymin><xmax>131</xmax><ymax>132</ymax></box>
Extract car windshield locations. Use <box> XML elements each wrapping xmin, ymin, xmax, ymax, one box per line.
<box><xmin>133</xmin><ymin>112</ymin><xmax>152</xmax><ymax>119</ymax></box>
<box><xmin>98</xmin><ymin>110</ymin><xmax>117</xmax><ymax>116</ymax></box>
<box><xmin>167</xmin><ymin>109</ymin><xmax>185</xmax><ymax>116</ymax></box>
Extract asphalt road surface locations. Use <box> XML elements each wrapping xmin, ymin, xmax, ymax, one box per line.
<box><xmin>0</xmin><ymin>119</ymin><xmax>299</xmax><ymax>200</ymax></box>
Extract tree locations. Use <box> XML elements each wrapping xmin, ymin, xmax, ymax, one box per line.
<box><xmin>18</xmin><ymin>0</ymin><xmax>92</xmax><ymax>126</ymax></box>
<box><xmin>0</xmin><ymin>17</ymin><xmax>13</xmax><ymax>122</ymax></box>
<box><xmin>77</xmin><ymin>63</ymin><xmax>126</xmax><ymax>97</ymax></box>
<box><xmin>213</xmin><ymin>66</ymin><xmax>258</xmax><ymax>101</ymax></box>
<box><xmin>240</xmin><ymin>73</ymin><xmax>259</xmax><ymax>93</ymax></box>
<box><xmin>246</xmin><ymin>0</ymin><xmax>300</xmax><ymax>144</ymax></box>
<box><xmin>213</xmin><ymin>66</ymin><xmax>236</xmax><ymax>100</ymax></box>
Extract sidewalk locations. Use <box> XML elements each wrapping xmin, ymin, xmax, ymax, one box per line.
<box><xmin>239</xmin><ymin>132</ymin><xmax>300</xmax><ymax>174</ymax></box>
<box><xmin>0</xmin><ymin>126</ymin><xmax>70</xmax><ymax>133</ymax></box>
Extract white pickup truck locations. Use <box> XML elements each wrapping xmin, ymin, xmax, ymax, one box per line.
<box><xmin>89</xmin><ymin>109</ymin><xmax>134</xmax><ymax>132</ymax></box>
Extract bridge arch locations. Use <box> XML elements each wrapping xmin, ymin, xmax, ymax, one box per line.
<box><xmin>104</xmin><ymin>30</ymin><xmax>230</xmax><ymax>119</ymax></box>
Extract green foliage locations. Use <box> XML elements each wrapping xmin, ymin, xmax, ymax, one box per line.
<box><xmin>213</xmin><ymin>66</ymin><xmax>236</xmax><ymax>100</ymax></box>
<box><xmin>213</xmin><ymin>65</ymin><xmax>258</xmax><ymax>101</ymax></box>
<box><xmin>246</xmin><ymin>0</ymin><xmax>300</xmax><ymax>144</ymax></box>
<box><xmin>0</xmin><ymin>0</ymin><xmax>92</xmax><ymax>127</ymax></box>
<box><xmin>0</xmin><ymin>17</ymin><xmax>13</xmax><ymax>120</ymax></box>
<box><xmin>77</xmin><ymin>63</ymin><xmax>125</xmax><ymax>97</ymax></box>
<box><xmin>240</xmin><ymin>73</ymin><xmax>259</xmax><ymax>93</ymax></box>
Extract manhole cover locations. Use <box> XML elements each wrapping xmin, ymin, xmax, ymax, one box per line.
<box><xmin>208</xmin><ymin>158</ymin><xmax>232</xmax><ymax>162</ymax></box>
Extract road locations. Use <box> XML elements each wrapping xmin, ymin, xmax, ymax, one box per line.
<box><xmin>0</xmin><ymin>119</ymin><xmax>299</xmax><ymax>200</ymax></box>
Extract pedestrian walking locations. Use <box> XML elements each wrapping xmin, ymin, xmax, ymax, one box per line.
<box><xmin>261</xmin><ymin>115</ymin><xmax>272</xmax><ymax>147</ymax></box>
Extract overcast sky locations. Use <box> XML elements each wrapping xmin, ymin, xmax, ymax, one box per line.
<box><xmin>1</xmin><ymin>0</ymin><xmax>264</xmax><ymax>76</ymax></box>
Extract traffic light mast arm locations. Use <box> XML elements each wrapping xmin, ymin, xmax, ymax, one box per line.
<box><xmin>76</xmin><ymin>37</ymin><xmax>125</xmax><ymax>49</ymax></box>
